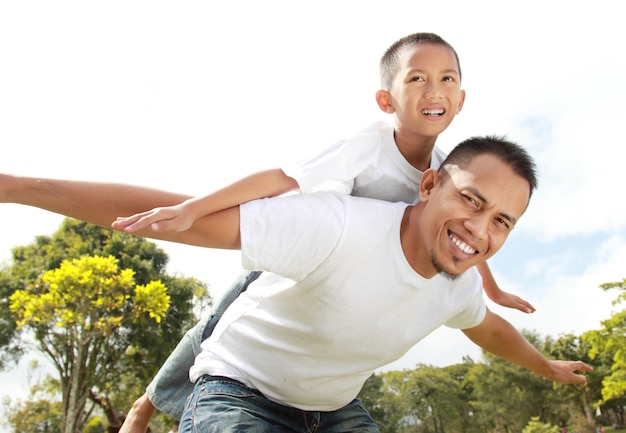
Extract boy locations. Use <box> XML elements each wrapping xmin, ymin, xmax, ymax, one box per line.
<box><xmin>115</xmin><ymin>32</ymin><xmax>536</xmax><ymax>433</ymax></box>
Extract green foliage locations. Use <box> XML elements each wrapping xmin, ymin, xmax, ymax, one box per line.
<box><xmin>83</xmin><ymin>416</ymin><xmax>107</xmax><ymax>433</ymax></box>
<box><xmin>546</xmin><ymin>333</ymin><xmax>606</xmax><ymax>430</ymax></box>
<box><xmin>584</xmin><ymin>278</ymin><xmax>626</xmax><ymax>402</ymax></box>
<box><xmin>469</xmin><ymin>331</ymin><xmax>560</xmax><ymax>431</ymax></box>
<box><xmin>359</xmin><ymin>373</ymin><xmax>405</xmax><ymax>433</ymax></box>
<box><xmin>359</xmin><ymin>362</ymin><xmax>476</xmax><ymax>433</ymax></box>
<box><xmin>522</xmin><ymin>416</ymin><xmax>559</xmax><ymax>433</ymax></box>
<box><xmin>9</xmin><ymin>254</ymin><xmax>171</xmax><ymax>433</ymax></box>
<box><xmin>3</xmin><ymin>362</ymin><xmax>64</xmax><ymax>433</ymax></box>
<box><xmin>6</xmin><ymin>398</ymin><xmax>63</xmax><ymax>433</ymax></box>
<box><xmin>0</xmin><ymin>219</ymin><xmax>207</xmax><ymax>433</ymax></box>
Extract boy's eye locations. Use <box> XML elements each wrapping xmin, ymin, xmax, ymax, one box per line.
<box><xmin>409</xmin><ymin>76</ymin><xmax>424</xmax><ymax>82</ymax></box>
<box><xmin>442</xmin><ymin>76</ymin><xmax>454</xmax><ymax>82</ymax></box>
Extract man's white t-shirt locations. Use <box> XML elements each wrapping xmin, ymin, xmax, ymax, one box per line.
<box><xmin>189</xmin><ymin>191</ymin><xmax>486</xmax><ymax>411</ymax></box>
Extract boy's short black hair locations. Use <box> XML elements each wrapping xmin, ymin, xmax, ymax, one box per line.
<box><xmin>380</xmin><ymin>32</ymin><xmax>461</xmax><ymax>89</ymax></box>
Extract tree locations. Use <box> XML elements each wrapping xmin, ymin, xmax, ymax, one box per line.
<box><xmin>584</xmin><ymin>278</ymin><xmax>626</xmax><ymax>402</ymax></box>
<box><xmin>9</xmin><ymin>254</ymin><xmax>170</xmax><ymax>433</ymax></box>
<box><xmin>1</xmin><ymin>219</ymin><xmax>207</xmax><ymax>432</ymax></box>
<box><xmin>546</xmin><ymin>333</ymin><xmax>607</xmax><ymax>431</ymax></box>
<box><xmin>3</xmin><ymin>360</ymin><xmax>63</xmax><ymax>433</ymax></box>
<box><xmin>522</xmin><ymin>417</ymin><xmax>559</xmax><ymax>433</ymax></box>
<box><xmin>358</xmin><ymin>372</ymin><xmax>406</xmax><ymax>433</ymax></box>
<box><xmin>469</xmin><ymin>331</ymin><xmax>562</xmax><ymax>432</ymax></box>
<box><xmin>375</xmin><ymin>364</ymin><xmax>472</xmax><ymax>433</ymax></box>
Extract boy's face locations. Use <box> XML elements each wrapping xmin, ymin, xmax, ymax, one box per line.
<box><xmin>383</xmin><ymin>43</ymin><xmax>465</xmax><ymax>139</ymax></box>
<box><xmin>415</xmin><ymin>154</ymin><xmax>529</xmax><ymax>279</ymax></box>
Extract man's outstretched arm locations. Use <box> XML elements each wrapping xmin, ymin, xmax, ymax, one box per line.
<box><xmin>462</xmin><ymin>309</ymin><xmax>593</xmax><ymax>385</ymax></box>
<box><xmin>0</xmin><ymin>173</ymin><xmax>241</xmax><ymax>249</ymax></box>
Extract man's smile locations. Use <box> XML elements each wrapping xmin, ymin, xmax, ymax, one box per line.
<box><xmin>448</xmin><ymin>230</ymin><xmax>477</xmax><ymax>256</ymax></box>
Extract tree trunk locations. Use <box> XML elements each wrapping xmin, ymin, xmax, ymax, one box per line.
<box><xmin>89</xmin><ymin>389</ymin><xmax>123</xmax><ymax>433</ymax></box>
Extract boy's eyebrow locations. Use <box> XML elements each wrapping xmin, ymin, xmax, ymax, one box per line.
<box><xmin>406</xmin><ymin>67</ymin><xmax>460</xmax><ymax>75</ymax></box>
<box><xmin>466</xmin><ymin>187</ymin><xmax>519</xmax><ymax>226</ymax></box>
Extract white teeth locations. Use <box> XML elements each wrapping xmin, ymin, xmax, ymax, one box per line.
<box><xmin>449</xmin><ymin>233</ymin><xmax>477</xmax><ymax>255</ymax></box>
<box><xmin>422</xmin><ymin>109</ymin><xmax>444</xmax><ymax>116</ymax></box>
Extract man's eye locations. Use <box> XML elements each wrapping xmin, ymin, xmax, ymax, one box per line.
<box><xmin>464</xmin><ymin>195</ymin><xmax>479</xmax><ymax>208</ymax></box>
<box><xmin>495</xmin><ymin>217</ymin><xmax>510</xmax><ymax>230</ymax></box>
<box><xmin>409</xmin><ymin>76</ymin><xmax>424</xmax><ymax>82</ymax></box>
<box><xmin>442</xmin><ymin>76</ymin><xmax>455</xmax><ymax>82</ymax></box>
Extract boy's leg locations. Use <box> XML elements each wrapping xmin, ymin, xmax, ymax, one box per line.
<box><xmin>147</xmin><ymin>270</ymin><xmax>262</xmax><ymax>419</ymax></box>
<box><xmin>145</xmin><ymin>316</ymin><xmax>209</xmax><ymax>419</ymax></box>
<box><xmin>120</xmin><ymin>270</ymin><xmax>261</xmax><ymax>433</ymax></box>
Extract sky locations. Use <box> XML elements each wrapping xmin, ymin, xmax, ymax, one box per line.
<box><xmin>1</xmin><ymin>0</ymin><xmax>626</xmax><ymax>427</ymax></box>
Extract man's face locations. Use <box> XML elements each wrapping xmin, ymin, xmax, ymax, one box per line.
<box><xmin>419</xmin><ymin>154</ymin><xmax>530</xmax><ymax>279</ymax></box>
<box><xmin>386</xmin><ymin>43</ymin><xmax>465</xmax><ymax>139</ymax></box>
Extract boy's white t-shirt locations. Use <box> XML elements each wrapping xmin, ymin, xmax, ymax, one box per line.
<box><xmin>282</xmin><ymin>121</ymin><xmax>447</xmax><ymax>204</ymax></box>
<box><xmin>189</xmin><ymin>191</ymin><xmax>486</xmax><ymax>411</ymax></box>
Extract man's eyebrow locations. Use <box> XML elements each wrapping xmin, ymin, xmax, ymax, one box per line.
<box><xmin>467</xmin><ymin>187</ymin><xmax>518</xmax><ymax>226</ymax></box>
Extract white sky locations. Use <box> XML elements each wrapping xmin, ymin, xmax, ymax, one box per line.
<box><xmin>1</xmin><ymin>0</ymin><xmax>625</xmax><ymax>427</ymax></box>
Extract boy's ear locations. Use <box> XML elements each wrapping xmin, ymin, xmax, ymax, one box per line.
<box><xmin>456</xmin><ymin>89</ymin><xmax>466</xmax><ymax>114</ymax></box>
<box><xmin>419</xmin><ymin>169</ymin><xmax>440</xmax><ymax>202</ymax></box>
<box><xmin>375</xmin><ymin>89</ymin><xmax>395</xmax><ymax>114</ymax></box>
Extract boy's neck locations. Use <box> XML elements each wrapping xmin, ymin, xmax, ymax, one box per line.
<box><xmin>393</xmin><ymin>129</ymin><xmax>437</xmax><ymax>172</ymax></box>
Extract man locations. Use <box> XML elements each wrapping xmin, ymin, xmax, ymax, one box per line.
<box><xmin>0</xmin><ymin>136</ymin><xmax>592</xmax><ymax>433</ymax></box>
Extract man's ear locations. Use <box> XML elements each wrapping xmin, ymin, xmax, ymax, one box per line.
<box><xmin>419</xmin><ymin>169</ymin><xmax>439</xmax><ymax>202</ymax></box>
<box><xmin>375</xmin><ymin>89</ymin><xmax>395</xmax><ymax>114</ymax></box>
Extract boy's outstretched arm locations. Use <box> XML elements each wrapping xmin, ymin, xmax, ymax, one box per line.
<box><xmin>112</xmin><ymin>168</ymin><xmax>299</xmax><ymax>234</ymax></box>
<box><xmin>477</xmin><ymin>261</ymin><xmax>536</xmax><ymax>314</ymax></box>
<box><xmin>462</xmin><ymin>309</ymin><xmax>592</xmax><ymax>384</ymax></box>
<box><xmin>0</xmin><ymin>173</ymin><xmax>241</xmax><ymax>250</ymax></box>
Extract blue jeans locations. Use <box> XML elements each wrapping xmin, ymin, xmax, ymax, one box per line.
<box><xmin>179</xmin><ymin>375</ymin><xmax>381</xmax><ymax>433</ymax></box>
<box><xmin>146</xmin><ymin>271</ymin><xmax>262</xmax><ymax>420</ymax></box>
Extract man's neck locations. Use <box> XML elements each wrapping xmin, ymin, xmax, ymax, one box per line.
<box><xmin>399</xmin><ymin>205</ymin><xmax>436</xmax><ymax>278</ymax></box>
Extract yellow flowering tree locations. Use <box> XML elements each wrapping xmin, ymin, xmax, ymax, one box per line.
<box><xmin>10</xmin><ymin>254</ymin><xmax>170</xmax><ymax>433</ymax></box>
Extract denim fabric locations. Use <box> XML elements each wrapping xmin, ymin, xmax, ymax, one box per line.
<box><xmin>179</xmin><ymin>375</ymin><xmax>381</xmax><ymax>433</ymax></box>
<box><xmin>146</xmin><ymin>271</ymin><xmax>262</xmax><ymax>420</ymax></box>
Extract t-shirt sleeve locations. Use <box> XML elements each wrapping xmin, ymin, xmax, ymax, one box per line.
<box><xmin>281</xmin><ymin>126</ymin><xmax>381</xmax><ymax>194</ymax></box>
<box><xmin>240</xmin><ymin>191</ymin><xmax>347</xmax><ymax>281</ymax></box>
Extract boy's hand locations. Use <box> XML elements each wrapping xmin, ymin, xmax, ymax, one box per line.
<box><xmin>112</xmin><ymin>204</ymin><xmax>194</xmax><ymax>233</ymax></box>
<box><xmin>491</xmin><ymin>290</ymin><xmax>536</xmax><ymax>314</ymax></box>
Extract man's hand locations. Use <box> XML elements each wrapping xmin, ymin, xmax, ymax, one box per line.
<box><xmin>540</xmin><ymin>360</ymin><xmax>593</xmax><ymax>385</ymax></box>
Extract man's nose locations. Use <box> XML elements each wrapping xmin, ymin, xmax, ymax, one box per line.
<box><xmin>464</xmin><ymin>212</ymin><xmax>489</xmax><ymax>241</ymax></box>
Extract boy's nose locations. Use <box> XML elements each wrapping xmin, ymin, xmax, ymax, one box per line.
<box><xmin>424</xmin><ymin>81</ymin><xmax>444</xmax><ymax>99</ymax></box>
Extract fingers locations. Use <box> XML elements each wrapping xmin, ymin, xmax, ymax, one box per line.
<box><xmin>111</xmin><ymin>213</ymin><xmax>146</xmax><ymax>231</ymax></box>
<box><xmin>517</xmin><ymin>299</ymin><xmax>536</xmax><ymax>314</ymax></box>
<box><xmin>111</xmin><ymin>208</ymin><xmax>190</xmax><ymax>233</ymax></box>
<box><xmin>112</xmin><ymin>209</ymin><xmax>168</xmax><ymax>233</ymax></box>
<box><xmin>551</xmin><ymin>360</ymin><xmax>593</xmax><ymax>385</ymax></box>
